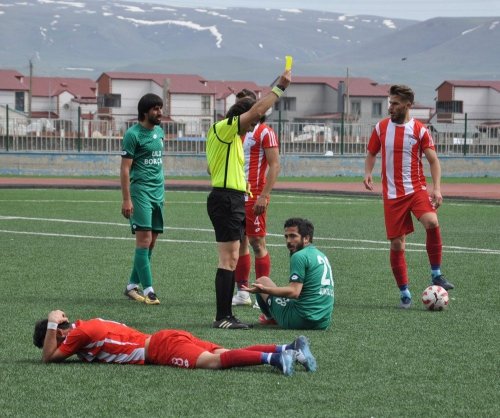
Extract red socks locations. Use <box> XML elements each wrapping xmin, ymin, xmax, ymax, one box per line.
<box><xmin>220</xmin><ymin>350</ymin><xmax>263</xmax><ymax>368</ymax></box>
<box><xmin>255</xmin><ymin>253</ymin><xmax>270</xmax><ymax>278</ymax></box>
<box><xmin>234</xmin><ymin>253</ymin><xmax>251</xmax><ymax>289</ymax></box>
<box><xmin>241</xmin><ymin>344</ymin><xmax>277</xmax><ymax>352</ymax></box>
<box><xmin>389</xmin><ymin>227</ymin><xmax>442</xmax><ymax>288</ymax></box>
<box><xmin>235</xmin><ymin>253</ymin><xmax>271</xmax><ymax>288</ymax></box>
<box><xmin>426</xmin><ymin>226</ymin><xmax>442</xmax><ymax>267</ymax></box>
<box><xmin>390</xmin><ymin>249</ymin><xmax>408</xmax><ymax>287</ymax></box>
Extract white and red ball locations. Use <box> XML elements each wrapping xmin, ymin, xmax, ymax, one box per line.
<box><xmin>421</xmin><ymin>285</ymin><xmax>449</xmax><ymax>311</ymax></box>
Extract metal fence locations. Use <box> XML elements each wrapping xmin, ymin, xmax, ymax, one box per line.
<box><xmin>1</xmin><ymin>117</ymin><xmax>499</xmax><ymax>156</ymax></box>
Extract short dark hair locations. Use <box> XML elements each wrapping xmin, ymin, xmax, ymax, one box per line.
<box><xmin>225</xmin><ymin>97</ymin><xmax>255</xmax><ymax>120</ymax></box>
<box><xmin>235</xmin><ymin>90</ymin><xmax>265</xmax><ymax>123</ymax></box>
<box><xmin>389</xmin><ymin>85</ymin><xmax>414</xmax><ymax>104</ymax></box>
<box><xmin>236</xmin><ymin>88</ymin><xmax>257</xmax><ymax>101</ymax></box>
<box><xmin>284</xmin><ymin>217</ymin><xmax>314</xmax><ymax>242</ymax></box>
<box><xmin>33</xmin><ymin>319</ymin><xmax>71</xmax><ymax>349</ymax></box>
<box><xmin>137</xmin><ymin>93</ymin><xmax>163</xmax><ymax>121</ymax></box>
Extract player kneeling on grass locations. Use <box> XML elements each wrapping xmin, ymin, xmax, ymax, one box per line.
<box><xmin>243</xmin><ymin>218</ymin><xmax>334</xmax><ymax>330</ymax></box>
<box><xmin>33</xmin><ymin>310</ymin><xmax>317</xmax><ymax>376</ymax></box>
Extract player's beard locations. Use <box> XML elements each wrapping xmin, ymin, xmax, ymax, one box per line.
<box><xmin>148</xmin><ymin>114</ymin><xmax>161</xmax><ymax>126</ymax></box>
<box><xmin>390</xmin><ymin>109</ymin><xmax>406</xmax><ymax>124</ymax></box>
<box><xmin>288</xmin><ymin>239</ymin><xmax>305</xmax><ymax>255</ymax></box>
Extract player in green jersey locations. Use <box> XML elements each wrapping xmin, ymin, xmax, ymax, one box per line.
<box><xmin>121</xmin><ymin>93</ymin><xmax>165</xmax><ymax>305</ymax></box>
<box><xmin>243</xmin><ymin>218</ymin><xmax>334</xmax><ymax>330</ymax></box>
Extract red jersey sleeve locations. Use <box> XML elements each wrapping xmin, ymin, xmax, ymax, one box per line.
<box><xmin>417</xmin><ymin>122</ymin><xmax>436</xmax><ymax>151</ymax></box>
<box><xmin>58</xmin><ymin>323</ymin><xmax>91</xmax><ymax>357</ymax></box>
<box><xmin>258</xmin><ymin>124</ymin><xmax>279</xmax><ymax>149</ymax></box>
<box><xmin>367</xmin><ymin>123</ymin><xmax>382</xmax><ymax>154</ymax></box>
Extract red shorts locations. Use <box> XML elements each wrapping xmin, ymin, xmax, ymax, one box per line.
<box><xmin>383</xmin><ymin>190</ymin><xmax>436</xmax><ymax>239</ymax></box>
<box><xmin>146</xmin><ymin>330</ymin><xmax>221</xmax><ymax>369</ymax></box>
<box><xmin>245</xmin><ymin>199</ymin><xmax>268</xmax><ymax>237</ymax></box>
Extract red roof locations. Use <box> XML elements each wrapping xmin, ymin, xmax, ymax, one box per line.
<box><xmin>288</xmin><ymin>76</ymin><xmax>389</xmax><ymax>97</ymax></box>
<box><xmin>73</xmin><ymin>97</ymin><xmax>97</xmax><ymax>105</ymax></box>
<box><xmin>30</xmin><ymin>77</ymin><xmax>96</xmax><ymax>98</ymax></box>
<box><xmin>206</xmin><ymin>80</ymin><xmax>265</xmax><ymax>99</ymax></box>
<box><xmin>0</xmin><ymin>69</ymin><xmax>28</xmax><ymax>91</ymax></box>
<box><xmin>436</xmin><ymin>80</ymin><xmax>500</xmax><ymax>92</ymax></box>
<box><xmin>295</xmin><ymin>112</ymin><xmax>344</xmax><ymax>120</ymax></box>
<box><xmin>30</xmin><ymin>111</ymin><xmax>59</xmax><ymax>119</ymax></box>
<box><xmin>98</xmin><ymin>72</ymin><xmax>214</xmax><ymax>94</ymax></box>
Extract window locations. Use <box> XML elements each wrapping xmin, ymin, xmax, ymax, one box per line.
<box><xmin>201</xmin><ymin>118</ymin><xmax>212</xmax><ymax>135</ymax></box>
<box><xmin>201</xmin><ymin>95</ymin><xmax>211</xmax><ymax>116</ymax></box>
<box><xmin>283</xmin><ymin>97</ymin><xmax>296</xmax><ymax>111</ymax></box>
<box><xmin>97</xmin><ymin>94</ymin><xmax>121</xmax><ymax>108</ymax></box>
<box><xmin>15</xmin><ymin>92</ymin><xmax>25</xmax><ymax>112</ymax></box>
<box><xmin>372</xmin><ymin>102</ymin><xmax>383</xmax><ymax>118</ymax></box>
<box><xmin>274</xmin><ymin>97</ymin><xmax>296</xmax><ymax>111</ymax></box>
<box><xmin>436</xmin><ymin>100</ymin><xmax>463</xmax><ymax>114</ymax></box>
<box><xmin>351</xmin><ymin>101</ymin><xmax>361</xmax><ymax>117</ymax></box>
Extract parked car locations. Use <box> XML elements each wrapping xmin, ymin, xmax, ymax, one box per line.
<box><xmin>292</xmin><ymin>124</ymin><xmax>332</xmax><ymax>143</ymax></box>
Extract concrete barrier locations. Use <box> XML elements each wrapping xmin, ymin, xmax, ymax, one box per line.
<box><xmin>0</xmin><ymin>152</ymin><xmax>499</xmax><ymax>178</ymax></box>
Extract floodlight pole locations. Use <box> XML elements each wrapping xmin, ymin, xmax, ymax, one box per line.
<box><xmin>340</xmin><ymin>111</ymin><xmax>345</xmax><ymax>155</ymax></box>
<box><xmin>77</xmin><ymin>106</ymin><xmax>81</xmax><ymax>152</ymax></box>
<box><xmin>463</xmin><ymin>113</ymin><xmax>468</xmax><ymax>156</ymax></box>
<box><xmin>5</xmin><ymin>105</ymin><xmax>9</xmax><ymax>151</ymax></box>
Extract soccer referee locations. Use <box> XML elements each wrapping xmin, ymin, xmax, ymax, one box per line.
<box><xmin>206</xmin><ymin>69</ymin><xmax>291</xmax><ymax>329</ymax></box>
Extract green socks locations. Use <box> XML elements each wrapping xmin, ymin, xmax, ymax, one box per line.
<box><xmin>133</xmin><ymin>247</ymin><xmax>153</xmax><ymax>288</ymax></box>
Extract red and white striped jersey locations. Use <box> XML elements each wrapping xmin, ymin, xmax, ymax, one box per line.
<box><xmin>58</xmin><ymin>318</ymin><xmax>149</xmax><ymax>364</ymax></box>
<box><xmin>368</xmin><ymin>118</ymin><xmax>435</xmax><ymax>200</ymax></box>
<box><xmin>243</xmin><ymin>123</ymin><xmax>279</xmax><ymax>197</ymax></box>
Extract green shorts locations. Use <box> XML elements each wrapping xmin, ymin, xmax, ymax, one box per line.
<box><xmin>130</xmin><ymin>194</ymin><xmax>164</xmax><ymax>234</ymax></box>
<box><xmin>256</xmin><ymin>295</ymin><xmax>329</xmax><ymax>330</ymax></box>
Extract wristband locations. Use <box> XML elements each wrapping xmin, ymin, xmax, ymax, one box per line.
<box><xmin>272</xmin><ymin>86</ymin><xmax>284</xmax><ymax>97</ymax></box>
<box><xmin>47</xmin><ymin>321</ymin><xmax>58</xmax><ymax>330</ymax></box>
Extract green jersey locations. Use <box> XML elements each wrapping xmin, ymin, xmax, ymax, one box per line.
<box><xmin>206</xmin><ymin>116</ymin><xmax>246</xmax><ymax>192</ymax></box>
<box><xmin>122</xmin><ymin>123</ymin><xmax>165</xmax><ymax>202</ymax></box>
<box><xmin>289</xmin><ymin>244</ymin><xmax>334</xmax><ymax>327</ymax></box>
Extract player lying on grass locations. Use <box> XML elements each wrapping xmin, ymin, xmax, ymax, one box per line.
<box><xmin>33</xmin><ymin>310</ymin><xmax>316</xmax><ymax>376</ymax></box>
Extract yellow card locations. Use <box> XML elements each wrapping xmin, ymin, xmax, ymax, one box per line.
<box><xmin>285</xmin><ymin>55</ymin><xmax>293</xmax><ymax>71</ymax></box>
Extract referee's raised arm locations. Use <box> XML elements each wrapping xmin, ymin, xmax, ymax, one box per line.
<box><xmin>238</xmin><ymin>69</ymin><xmax>291</xmax><ymax>134</ymax></box>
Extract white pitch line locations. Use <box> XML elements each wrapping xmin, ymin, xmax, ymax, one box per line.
<box><xmin>0</xmin><ymin>229</ymin><xmax>213</xmax><ymax>244</ymax></box>
<box><xmin>1</xmin><ymin>215</ymin><xmax>499</xmax><ymax>254</ymax></box>
<box><xmin>0</xmin><ymin>229</ymin><xmax>499</xmax><ymax>255</ymax></box>
<box><xmin>1</xmin><ymin>193</ymin><xmax>498</xmax><ymax>208</ymax></box>
<box><xmin>0</xmin><ymin>200</ymin><xmax>117</xmax><ymax>203</ymax></box>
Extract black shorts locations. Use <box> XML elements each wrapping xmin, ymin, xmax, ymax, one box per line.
<box><xmin>207</xmin><ymin>188</ymin><xmax>245</xmax><ymax>242</ymax></box>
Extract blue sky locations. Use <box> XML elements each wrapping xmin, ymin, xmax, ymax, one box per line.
<box><xmin>134</xmin><ymin>0</ymin><xmax>500</xmax><ymax>21</ymax></box>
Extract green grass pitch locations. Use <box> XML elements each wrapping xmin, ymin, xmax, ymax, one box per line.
<box><xmin>0</xmin><ymin>188</ymin><xmax>498</xmax><ymax>417</ymax></box>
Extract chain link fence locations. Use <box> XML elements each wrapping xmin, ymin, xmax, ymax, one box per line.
<box><xmin>1</xmin><ymin>116</ymin><xmax>499</xmax><ymax>156</ymax></box>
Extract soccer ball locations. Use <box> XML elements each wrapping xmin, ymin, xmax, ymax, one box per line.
<box><xmin>421</xmin><ymin>285</ymin><xmax>449</xmax><ymax>311</ymax></box>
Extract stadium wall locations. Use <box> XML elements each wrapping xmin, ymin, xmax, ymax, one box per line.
<box><xmin>0</xmin><ymin>153</ymin><xmax>499</xmax><ymax>177</ymax></box>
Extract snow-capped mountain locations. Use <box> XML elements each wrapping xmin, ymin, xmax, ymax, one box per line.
<box><xmin>0</xmin><ymin>0</ymin><xmax>499</xmax><ymax>103</ymax></box>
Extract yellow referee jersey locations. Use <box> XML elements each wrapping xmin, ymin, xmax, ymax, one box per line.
<box><xmin>206</xmin><ymin>116</ymin><xmax>246</xmax><ymax>192</ymax></box>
